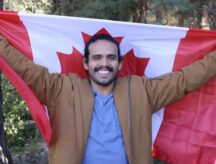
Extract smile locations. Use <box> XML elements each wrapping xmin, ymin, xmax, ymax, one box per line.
<box><xmin>98</xmin><ymin>70</ymin><xmax>110</xmax><ymax>74</ymax></box>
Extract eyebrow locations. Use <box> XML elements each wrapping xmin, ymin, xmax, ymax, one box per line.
<box><xmin>107</xmin><ymin>54</ymin><xmax>118</xmax><ymax>58</ymax></box>
<box><xmin>90</xmin><ymin>54</ymin><xmax>118</xmax><ymax>57</ymax></box>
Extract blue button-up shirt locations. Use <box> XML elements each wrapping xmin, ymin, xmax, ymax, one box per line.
<box><xmin>83</xmin><ymin>88</ymin><xmax>128</xmax><ymax>164</ymax></box>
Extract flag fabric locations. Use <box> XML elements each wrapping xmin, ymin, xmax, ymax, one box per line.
<box><xmin>0</xmin><ymin>11</ymin><xmax>216</xmax><ymax>164</ymax></box>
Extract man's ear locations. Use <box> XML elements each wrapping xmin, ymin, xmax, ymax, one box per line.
<box><xmin>83</xmin><ymin>58</ymin><xmax>88</xmax><ymax>70</ymax></box>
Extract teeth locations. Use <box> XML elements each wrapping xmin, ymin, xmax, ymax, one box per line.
<box><xmin>98</xmin><ymin>70</ymin><xmax>109</xmax><ymax>74</ymax></box>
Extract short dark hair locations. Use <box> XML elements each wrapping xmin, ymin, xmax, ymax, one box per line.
<box><xmin>84</xmin><ymin>34</ymin><xmax>122</xmax><ymax>63</ymax></box>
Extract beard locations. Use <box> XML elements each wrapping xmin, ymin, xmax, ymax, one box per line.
<box><xmin>89</xmin><ymin>66</ymin><xmax>118</xmax><ymax>87</ymax></box>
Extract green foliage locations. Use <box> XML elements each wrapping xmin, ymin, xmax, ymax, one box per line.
<box><xmin>153</xmin><ymin>0</ymin><xmax>193</xmax><ymax>11</ymax></box>
<box><xmin>1</xmin><ymin>75</ymin><xmax>36</xmax><ymax>147</ymax></box>
<box><xmin>4</xmin><ymin>0</ymin><xmax>52</xmax><ymax>13</ymax></box>
<box><xmin>53</xmin><ymin>0</ymin><xmax>136</xmax><ymax>21</ymax></box>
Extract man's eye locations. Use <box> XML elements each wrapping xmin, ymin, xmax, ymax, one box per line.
<box><xmin>108</xmin><ymin>55</ymin><xmax>117</xmax><ymax>60</ymax></box>
<box><xmin>92</xmin><ymin>56</ymin><xmax>101</xmax><ymax>60</ymax></box>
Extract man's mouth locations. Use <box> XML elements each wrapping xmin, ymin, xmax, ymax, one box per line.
<box><xmin>94</xmin><ymin>66</ymin><xmax>113</xmax><ymax>74</ymax></box>
<box><xmin>98</xmin><ymin>70</ymin><xmax>110</xmax><ymax>74</ymax></box>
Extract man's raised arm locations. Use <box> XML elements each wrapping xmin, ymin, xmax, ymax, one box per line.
<box><xmin>145</xmin><ymin>49</ymin><xmax>216</xmax><ymax>112</ymax></box>
<box><xmin>0</xmin><ymin>35</ymin><xmax>65</xmax><ymax>107</ymax></box>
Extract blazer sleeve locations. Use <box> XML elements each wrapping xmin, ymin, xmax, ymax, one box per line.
<box><xmin>145</xmin><ymin>49</ymin><xmax>216</xmax><ymax>113</ymax></box>
<box><xmin>0</xmin><ymin>35</ymin><xmax>66</xmax><ymax>107</ymax></box>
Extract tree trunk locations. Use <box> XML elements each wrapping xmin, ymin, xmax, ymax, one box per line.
<box><xmin>176</xmin><ymin>8</ymin><xmax>185</xmax><ymax>27</ymax></box>
<box><xmin>132</xmin><ymin>0</ymin><xmax>152</xmax><ymax>23</ymax></box>
<box><xmin>207</xmin><ymin>0</ymin><xmax>216</xmax><ymax>30</ymax></box>
<box><xmin>156</xmin><ymin>0</ymin><xmax>167</xmax><ymax>24</ymax></box>
<box><xmin>0</xmin><ymin>1</ymin><xmax>13</xmax><ymax>163</ymax></box>
<box><xmin>0</xmin><ymin>0</ymin><xmax>3</xmax><ymax>10</ymax></box>
<box><xmin>194</xmin><ymin>0</ymin><xmax>204</xmax><ymax>29</ymax></box>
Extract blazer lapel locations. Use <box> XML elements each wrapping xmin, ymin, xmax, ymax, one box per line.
<box><xmin>74</xmin><ymin>78</ymin><xmax>94</xmax><ymax>162</ymax></box>
<box><xmin>113</xmin><ymin>77</ymin><xmax>132</xmax><ymax>163</ymax></box>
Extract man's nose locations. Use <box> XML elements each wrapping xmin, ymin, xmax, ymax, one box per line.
<box><xmin>100</xmin><ymin>58</ymin><xmax>108</xmax><ymax>66</ymax></box>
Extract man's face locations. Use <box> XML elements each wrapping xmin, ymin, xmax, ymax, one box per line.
<box><xmin>84</xmin><ymin>39</ymin><xmax>122</xmax><ymax>87</ymax></box>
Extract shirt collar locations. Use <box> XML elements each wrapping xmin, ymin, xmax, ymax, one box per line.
<box><xmin>91</xmin><ymin>87</ymin><xmax>113</xmax><ymax>100</ymax></box>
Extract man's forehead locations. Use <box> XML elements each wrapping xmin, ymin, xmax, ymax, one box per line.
<box><xmin>89</xmin><ymin>40</ymin><xmax>118</xmax><ymax>54</ymax></box>
<box><xmin>89</xmin><ymin>39</ymin><xmax>118</xmax><ymax>47</ymax></box>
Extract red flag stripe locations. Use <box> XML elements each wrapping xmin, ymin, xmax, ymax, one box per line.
<box><xmin>0</xmin><ymin>11</ymin><xmax>33</xmax><ymax>60</ymax></box>
<box><xmin>0</xmin><ymin>57</ymin><xmax>51</xmax><ymax>144</ymax></box>
<box><xmin>154</xmin><ymin>28</ymin><xmax>216</xmax><ymax>163</ymax></box>
<box><xmin>0</xmin><ymin>11</ymin><xmax>51</xmax><ymax>144</ymax></box>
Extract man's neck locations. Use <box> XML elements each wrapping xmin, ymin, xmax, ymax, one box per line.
<box><xmin>90</xmin><ymin>81</ymin><xmax>114</xmax><ymax>96</ymax></box>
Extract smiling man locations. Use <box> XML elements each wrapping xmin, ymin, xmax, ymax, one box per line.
<box><xmin>83</xmin><ymin>35</ymin><xmax>122</xmax><ymax>95</ymax></box>
<box><xmin>82</xmin><ymin>35</ymin><xmax>126</xmax><ymax>163</ymax></box>
<box><xmin>0</xmin><ymin>34</ymin><xmax>216</xmax><ymax>164</ymax></box>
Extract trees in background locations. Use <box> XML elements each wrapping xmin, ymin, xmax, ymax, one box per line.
<box><xmin>3</xmin><ymin>0</ymin><xmax>52</xmax><ymax>13</ymax></box>
<box><xmin>0</xmin><ymin>76</ymin><xmax>13</xmax><ymax>164</ymax></box>
<box><xmin>3</xmin><ymin>0</ymin><xmax>216</xmax><ymax>29</ymax></box>
<box><xmin>50</xmin><ymin>0</ymin><xmax>216</xmax><ymax>30</ymax></box>
<box><xmin>1</xmin><ymin>1</ymin><xmax>13</xmax><ymax>164</ymax></box>
<box><xmin>207</xmin><ymin>0</ymin><xmax>216</xmax><ymax>30</ymax></box>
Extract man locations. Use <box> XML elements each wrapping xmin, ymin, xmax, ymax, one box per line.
<box><xmin>0</xmin><ymin>33</ymin><xmax>216</xmax><ymax>164</ymax></box>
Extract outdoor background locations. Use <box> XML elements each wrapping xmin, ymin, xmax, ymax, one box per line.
<box><xmin>0</xmin><ymin>0</ymin><xmax>216</xmax><ymax>164</ymax></box>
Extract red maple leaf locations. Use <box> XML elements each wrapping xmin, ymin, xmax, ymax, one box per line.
<box><xmin>57</xmin><ymin>28</ymin><xmax>150</xmax><ymax>77</ymax></box>
<box><xmin>57</xmin><ymin>47</ymin><xmax>87</xmax><ymax>78</ymax></box>
<box><xmin>81</xmin><ymin>28</ymin><xmax>123</xmax><ymax>45</ymax></box>
<box><xmin>118</xmin><ymin>49</ymin><xmax>150</xmax><ymax>77</ymax></box>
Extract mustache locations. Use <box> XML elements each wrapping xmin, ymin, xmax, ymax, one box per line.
<box><xmin>94</xmin><ymin>66</ymin><xmax>114</xmax><ymax>72</ymax></box>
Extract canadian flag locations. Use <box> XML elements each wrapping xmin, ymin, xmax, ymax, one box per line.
<box><xmin>0</xmin><ymin>11</ymin><xmax>216</xmax><ymax>164</ymax></box>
